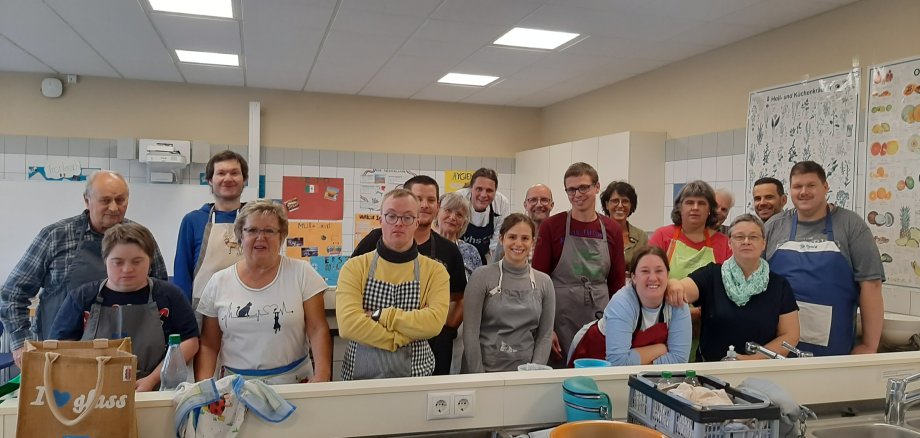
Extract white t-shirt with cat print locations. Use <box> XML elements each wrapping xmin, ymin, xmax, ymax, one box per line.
<box><xmin>197</xmin><ymin>256</ymin><xmax>327</xmax><ymax>371</ymax></box>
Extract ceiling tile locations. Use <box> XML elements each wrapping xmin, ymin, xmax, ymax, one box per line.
<box><xmin>360</xmin><ymin>54</ymin><xmax>457</xmax><ymax>98</ymax></box>
<box><xmin>0</xmin><ymin>35</ymin><xmax>54</xmax><ymax>73</ymax></box>
<box><xmin>0</xmin><ymin>0</ymin><xmax>119</xmax><ymax>76</ymax></box>
<box><xmin>452</xmin><ymin>46</ymin><xmax>547</xmax><ymax>77</ymax></box>
<box><xmin>333</xmin><ymin>8</ymin><xmax>428</xmax><ymax>37</ymax></box>
<box><xmin>670</xmin><ymin>21</ymin><xmax>769</xmax><ymax>47</ymax></box>
<box><xmin>413</xmin><ymin>19</ymin><xmax>510</xmax><ymax>45</ymax></box>
<box><xmin>178</xmin><ymin>64</ymin><xmax>244</xmax><ymax>86</ymax></box>
<box><xmin>722</xmin><ymin>0</ymin><xmax>842</xmax><ymax>28</ymax></box>
<box><xmin>44</xmin><ymin>0</ymin><xmax>182</xmax><ymax>82</ymax></box>
<box><xmin>339</xmin><ymin>0</ymin><xmax>443</xmax><ymax>18</ymax></box>
<box><xmin>151</xmin><ymin>13</ymin><xmax>241</xmax><ymax>54</ymax></box>
<box><xmin>431</xmin><ymin>0</ymin><xmax>544</xmax><ymax>26</ymax></box>
<box><xmin>519</xmin><ymin>4</ymin><xmax>704</xmax><ymax>42</ymax></box>
<box><xmin>241</xmin><ymin>0</ymin><xmax>333</xmax><ymax>90</ymax></box>
<box><xmin>306</xmin><ymin>31</ymin><xmax>405</xmax><ymax>94</ymax></box>
<box><xmin>412</xmin><ymin>83</ymin><xmax>481</xmax><ymax>102</ymax></box>
<box><xmin>396</xmin><ymin>38</ymin><xmax>482</xmax><ymax>61</ymax></box>
<box><xmin>638</xmin><ymin>0</ymin><xmax>761</xmax><ymax>20</ymax></box>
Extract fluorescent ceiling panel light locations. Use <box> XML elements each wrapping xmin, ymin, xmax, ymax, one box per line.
<box><xmin>176</xmin><ymin>50</ymin><xmax>239</xmax><ymax>66</ymax></box>
<box><xmin>438</xmin><ymin>73</ymin><xmax>499</xmax><ymax>87</ymax></box>
<box><xmin>493</xmin><ymin>27</ymin><xmax>579</xmax><ymax>50</ymax></box>
<box><xmin>149</xmin><ymin>0</ymin><xmax>233</xmax><ymax>18</ymax></box>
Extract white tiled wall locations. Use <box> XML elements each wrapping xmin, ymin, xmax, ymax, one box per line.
<box><xmin>662</xmin><ymin>128</ymin><xmax>747</xmax><ymax>227</ymax></box>
<box><xmin>0</xmin><ymin>135</ymin><xmax>516</xmax><ymax>256</ymax></box>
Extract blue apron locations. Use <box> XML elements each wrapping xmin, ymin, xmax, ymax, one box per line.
<box><xmin>462</xmin><ymin>203</ymin><xmax>496</xmax><ymax>265</ymax></box>
<box><xmin>769</xmin><ymin>208</ymin><xmax>859</xmax><ymax>356</ymax></box>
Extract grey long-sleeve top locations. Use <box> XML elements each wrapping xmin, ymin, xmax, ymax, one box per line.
<box><xmin>462</xmin><ymin>261</ymin><xmax>555</xmax><ymax>373</ymax></box>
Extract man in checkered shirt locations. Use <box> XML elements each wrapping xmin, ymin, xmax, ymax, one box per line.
<box><xmin>0</xmin><ymin>171</ymin><xmax>169</xmax><ymax>367</ymax></box>
<box><xmin>336</xmin><ymin>188</ymin><xmax>449</xmax><ymax>380</ymax></box>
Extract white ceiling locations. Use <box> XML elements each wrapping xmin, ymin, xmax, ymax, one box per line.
<box><xmin>0</xmin><ymin>0</ymin><xmax>858</xmax><ymax>107</ymax></box>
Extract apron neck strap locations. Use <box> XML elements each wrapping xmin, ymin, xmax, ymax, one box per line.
<box><xmin>633</xmin><ymin>288</ymin><xmax>665</xmax><ymax>332</ymax></box>
<box><xmin>790</xmin><ymin>205</ymin><xmax>834</xmax><ymax>241</ymax></box>
<box><xmin>496</xmin><ymin>260</ymin><xmax>538</xmax><ymax>290</ymax></box>
<box><xmin>369</xmin><ymin>252</ymin><xmax>421</xmax><ymax>282</ymax></box>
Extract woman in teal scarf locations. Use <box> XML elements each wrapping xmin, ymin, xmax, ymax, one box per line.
<box><xmin>666</xmin><ymin>214</ymin><xmax>800</xmax><ymax>361</ymax></box>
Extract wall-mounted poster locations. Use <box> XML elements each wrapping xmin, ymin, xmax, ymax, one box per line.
<box><xmin>309</xmin><ymin>255</ymin><xmax>349</xmax><ymax>286</ymax></box>
<box><xmin>354</xmin><ymin>213</ymin><xmax>381</xmax><ymax>243</ymax></box>
<box><xmin>865</xmin><ymin>57</ymin><xmax>920</xmax><ymax>289</ymax></box>
<box><xmin>284</xmin><ymin>221</ymin><xmax>343</xmax><ymax>259</ymax></box>
<box><xmin>444</xmin><ymin>170</ymin><xmax>473</xmax><ymax>193</ymax></box>
<box><xmin>746</xmin><ymin>70</ymin><xmax>859</xmax><ymax>210</ymax></box>
<box><xmin>358</xmin><ymin>169</ymin><xmax>417</xmax><ymax>212</ymax></box>
<box><xmin>282</xmin><ymin>177</ymin><xmax>344</xmax><ymax>220</ymax></box>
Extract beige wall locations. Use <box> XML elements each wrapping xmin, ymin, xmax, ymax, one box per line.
<box><xmin>0</xmin><ymin>71</ymin><xmax>540</xmax><ymax>157</ymax></box>
<box><xmin>541</xmin><ymin>0</ymin><xmax>919</xmax><ymax>144</ymax></box>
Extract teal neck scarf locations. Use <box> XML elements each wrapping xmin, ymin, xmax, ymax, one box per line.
<box><xmin>721</xmin><ymin>256</ymin><xmax>770</xmax><ymax>307</ymax></box>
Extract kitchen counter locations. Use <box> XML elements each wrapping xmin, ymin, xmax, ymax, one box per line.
<box><xmin>2</xmin><ymin>352</ymin><xmax>920</xmax><ymax>437</ymax></box>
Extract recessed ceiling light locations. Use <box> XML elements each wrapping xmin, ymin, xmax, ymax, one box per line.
<box><xmin>438</xmin><ymin>73</ymin><xmax>499</xmax><ymax>87</ymax></box>
<box><xmin>149</xmin><ymin>0</ymin><xmax>233</xmax><ymax>18</ymax></box>
<box><xmin>494</xmin><ymin>27</ymin><xmax>580</xmax><ymax>50</ymax></box>
<box><xmin>176</xmin><ymin>50</ymin><xmax>239</xmax><ymax>67</ymax></box>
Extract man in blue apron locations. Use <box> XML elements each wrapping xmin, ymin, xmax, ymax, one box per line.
<box><xmin>174</xmin><ymin>151</ymin><xmax>248</xmax><ymax>305</ymax></box>
<box><xmin>337</xmin><ymin>188</ymin><xmax>450</xmax><ymax>380</ymax></box>
<box><xmin>765</xmin><ymin>161</ymin><xmax>885</xmax><ymax>356</ymax></box>
<box><xmin>350</xmin><ymin>176</ymin><xmax>467</xmax><ymax>375</ymax></box>
<box><xmin>0</xmin><ymin>171</ymin><xmax>169</xmax><ymax>367</ymax></box>
<box><xmin>532</xmin><ymin>163</ymin><xmax>626</xmax><ymax>367</ymax></box>
<box><xmin>457</xmin><ymin>168</ymin><xmax>512</xmax><ymax>265</ymax></box>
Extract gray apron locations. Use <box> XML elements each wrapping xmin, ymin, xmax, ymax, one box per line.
<box><xmin>551</xmin><ymin>212</ymin><xmax>611</xmax><ymax>367</ymax></box>
<box><xmin>35</xmin><ymin>227</ymin><xmax>107</xmax><ymax>340</ymax></box>
<box><xmin>81</xmin><ymin>279</ymin><xmax>167</xmax><ymax>379</ymax></box>
<box><xmin>341</xmin><ymin>254</ymin><xmax>435</xmax><ymax>380</ymax></box>
<box><xmin>479</xmin><ymin>261</ymin><xmax>541</xmax><ymax>372</ymax></box>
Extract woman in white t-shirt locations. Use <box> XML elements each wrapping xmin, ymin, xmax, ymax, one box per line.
<box><xmin>195</xmin><ymin>200</ymin><xmax>332</xmax><ymax>384</ymax></box>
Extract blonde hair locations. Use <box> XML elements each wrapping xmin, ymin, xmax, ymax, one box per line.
<box><xmin>234</xmin><ymin>199</ymin><xmax>289</xmax><ymax>242</ymax></box>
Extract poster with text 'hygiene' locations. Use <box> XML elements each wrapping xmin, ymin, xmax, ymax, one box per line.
<box><xmin>864</xmin><ymin>57</ymin><xmax>920</xmax><ymax>288</ymax></box>
<box><xmin>444</xmin><ymin>170</ymin><xmax>473</xmax><ymax>193</ymax></box>
<box><xmin>746</xmin><ymin>70</ymin><xmax>859</xmax><ymax>211</ymax></box>
<box><xmin>282</xmin><ymin>176</ymin><xmax>344</xmax><ymax>220</ymax></box>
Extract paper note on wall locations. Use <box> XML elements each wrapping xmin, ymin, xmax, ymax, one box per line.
<box><xmin>444</xmin><ymin>170</ymin><xmax>473</xmax><ymax>193</ymax></box>
<box><xmin>354</xmin><ymin>213</ymin><xmax>381</xmax><ymax>244</ymax></box>
<box><xmin>282</xmin><ymin>176</ymin><xmax>345</xmax><ymax>220</ymax></box>
<box><xmin>285</xmin><ymin>221</ymin><xmax>343</xmax><ymax>259</ymax></box>
<box><xmin>309</xmin><ymin>255</ymin><xmax>349</xmax><ymax>286</ymax></box>
<box><xmin>358</xmin><ymin>169</ymin><xmax>417</xmax><ymax>211</ymax></box>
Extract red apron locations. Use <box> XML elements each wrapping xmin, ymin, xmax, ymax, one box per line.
<box><xmin>631</xmin><ymin>304</ymin><xmax>669</xmax><ymax>348</ymax></box>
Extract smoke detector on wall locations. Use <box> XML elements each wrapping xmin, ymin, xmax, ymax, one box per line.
<box><xmin>41</xmin><ymin>78</ymin><xmax>63</xmax><ymax>98</ymax></box>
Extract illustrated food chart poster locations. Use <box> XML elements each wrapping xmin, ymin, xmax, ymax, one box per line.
<box><xmin>282</xmin><ymin>177</ymin><xmax>344</xmax><ymax>220</ymax></box>
<box><xmin>746</xmin><ymin>70</ymin><xmax>859</xmax><ymax>210</ymax></box>
<box><xmin>444</xmin><ymin>170</ymin><xmax>473</xmax><ymax>193</ymax></box>
<box><xmin>285</xmin><ymin>221</ymin><xmax>343</xmax><ymax>259</ymax></box>
<box><xmin>354</xmin><ymin>213</ymin><xmax>381</xmax><ymax>244</ymax></box>
<box><xmin>310</xmin><ymin>255</ymin><xmax>349</xmax><ymax>286</ymax></box>
<box><xmin>865</xmin><ymin>57</ymin><xmax>920</xmax><ymax>288</ymax></box>
<box><xmin>359</xmin><ymin>169</ymin><xmax>417</xmax><ymax>212</ymax></box>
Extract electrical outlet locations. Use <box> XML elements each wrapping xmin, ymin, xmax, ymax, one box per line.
<box><xmin>427</xmin><ymin>392</ymin><xmax>452</xmax><ymax>420</ymax></box>
<box><xmin>452</xmin><ymin>391</ymin><xmax>476</xmax><ymax>418</ymax></box>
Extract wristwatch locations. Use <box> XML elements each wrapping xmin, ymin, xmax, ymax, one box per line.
<box><xmin>371</xmin><ymin>309</ymin><xmax>382</xmax><ymax>322</ymax></box>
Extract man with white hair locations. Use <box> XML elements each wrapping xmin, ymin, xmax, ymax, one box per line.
<box><xmin>492</xmin><ymin>184</ymin><xmax>554</xmax><ymax>262</ymax></box>
<box><xmin>0</xmin><ymin>171</ymin><xmax>169</xmax><ymax>367</ymax></box>
<box><xmin>713</xmin><ymin>188</ymin><xmax>735</xmax><ymax>235</ymax></box>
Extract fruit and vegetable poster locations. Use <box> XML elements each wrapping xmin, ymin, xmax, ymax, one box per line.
<box><xmin>358</xmin><ymin>169</ymin><xmax>417</xmax><ymax>212</ymax></box>
<box><xmin>746</xmin><ymin>70</ymin><xmax>859</xmax><ymax>210</ymax></box>
<box><xmin>865</xmin><ymin>57</ymin><xmax>920</xmax><ymax>288</ymax></box>
<box><xmin>282</xmin><ymin>176</ymin><xmax>344</xmax><ymax>220</ymax></box>
<box><xmin>284</xmin><ymin>221</ymin><xmax>343</xmax><ymax>259</ymax></box>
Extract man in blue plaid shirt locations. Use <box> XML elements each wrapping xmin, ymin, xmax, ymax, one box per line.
<box><xmin>0</xmin><ymin>171</ymin><xmax>169</xmax><ymax>367</ymax></box>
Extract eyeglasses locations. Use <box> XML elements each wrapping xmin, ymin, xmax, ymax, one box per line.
<box><xmin>564</xmin><ymin>184</ymin><xmax>595</xmax><ymax>196</ymax></box>
<box><xmin>607</xmin><ymin>198</ymin><xmax>630</xmax><ymax>206</ymax></box>
<box><xmin>242</xmin><ymin>227</ymin><xmax>281</xmax><ymax>237</ymax></box>
<box><xmin>730</xmin><ymin>234</ymin><xmax>763</xmax><ymax>243</ymax></box>
<box><xmin>383</xmin><ymin>213</ymin><xmax>417</xmax><ymax>225</ymax></box>
<box><xmin>526</xmin><ymin>197</ymin><xmax>553</xmax><ymax>205</ymax></box>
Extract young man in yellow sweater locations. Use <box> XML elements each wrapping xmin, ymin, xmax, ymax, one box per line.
<box><xmin>336</xmin><ymin>189</ymin><xmax>450</xmax><ymax>380</ymax></box>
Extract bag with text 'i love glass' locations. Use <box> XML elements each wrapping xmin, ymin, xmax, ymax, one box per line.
<box><xmin>16</xmin><ymin>338</ymin><xmax>138</xmax><ymax>437</ymax></box>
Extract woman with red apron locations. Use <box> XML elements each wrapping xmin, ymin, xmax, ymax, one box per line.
<box><xmin>602</xmin><ymin>247</ymin><xmax>692</xmax><ymax>365</ymax></box>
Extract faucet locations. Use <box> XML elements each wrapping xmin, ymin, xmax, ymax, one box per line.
<box><xmin>781</xmin><ymin>341</ymin><xmax>814</xmax><ymax>358</ymax></box>
<box><xmin>745</xmin><ymin>342</ymin><xmax>785</xmax><ymax>360</ymax></box>
<box><xmin>885</xmin><ymin>371</ymin><xmax>920</xmax><ymax>426</ymax></box>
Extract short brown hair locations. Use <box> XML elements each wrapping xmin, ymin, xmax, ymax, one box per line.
<box><xmin>380</xmin><ymin>188</ymin><xmax>419</xmax><ymax>214</ymax></box>
<box><xmin>670</xmin><ymin>180</ymin><xmax>718</xmax><ymax>228</ymax></box>
<box><xmin>499</xmin><ymin>213</ymin><xmax>536</xmax><ymax>238</ymax></box>
<box><xmin>564</xmin><ymin>162</ymin><xmax>599</xmax><ymax>184</ymax></box>
<box><xmin>102</xmin><ymin>223</ymin><xmax>157</xmax><ymax>261</ymax></box>
<box><xmin>235</xmin><ymin>199</ymin><xmax>289</xmax><ymax>243</ymax></box>
<box><xmin>628</xmin><ymin>246</ymin><xmax>670</xmax><ymax>275</ymax></box>
<box><xmin>207</xmin><ymin>150</ymin><xmax>249</xmax><ymax>182</ymax></box>
<box><xmin>468</xmin><ymin>168</ymin><xmax>498</xmax><ymax>188</ymax></box>
<box><xmin>789</xmin><ymin>160</ymin><xmax>827</xmax><ymax>184</ymax></box>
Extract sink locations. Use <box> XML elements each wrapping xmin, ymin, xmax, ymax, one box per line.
<box><xmin>811</xmin><ymin>423</ymin><xmax>920</xmax><ymax>438</ymax></box>
<box><xmin>907</xmin><ymin>419</ymin><xmax>920</xmax><ymax>430</ymax></box>
<box><xmin>855</xmin><ymin>311</ymin><xmax>920</xmax><ymax>347</ymax></box>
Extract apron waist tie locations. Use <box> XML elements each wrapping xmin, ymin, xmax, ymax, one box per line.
<box><xmin>224</xmin><ymin>355</ymin><xmax>308</xmax><ymax>377</ymax></box>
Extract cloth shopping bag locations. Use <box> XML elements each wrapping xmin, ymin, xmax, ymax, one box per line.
<box><xmin>16</xmin><ymin>338</ymin><xmax>138</xmax><ymax>438</ymax></box>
